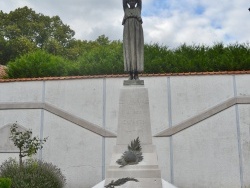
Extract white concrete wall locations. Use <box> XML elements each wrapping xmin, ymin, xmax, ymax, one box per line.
<box><xmin>0</xmin><ymin>74</ymin><xmax>250</xmax><ymax>188</ymax></box>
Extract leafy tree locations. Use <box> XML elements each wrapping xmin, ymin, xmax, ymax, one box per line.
<box><xmin>43</xmin><ymin>37</ymin><xmax>64</xmax><ymax>56</ymax></box>
<box><xmin>76</xmin><ymin>39</ymin><xmax>123</xmax><ymax>75</ymax></box>
<box><xmin>0</xmin><ymin>6</ymin><xmax>75</xmax><ymax>64</ymax></box>
<box><xmin>9</xmin><ymin>123</ymin><xmax>48</xmax><ymax>166</ymax></box>
<box><xmin>61</xmin><ymin>39</ymin><xmax>91</xmax><ymax>61</ymax></box>
<box><xmin>95</xmin><ymin>34</ymin><xmax>110</xmax><ymax>46</ymax></box>
<box><xmin>6</xmin><ymin>36</ymin><xmax>37</xmax><ymax>61</ymax></box>
<box><xmin>0</xmin><ymin>36</ymin><xmax>8</xmax><ymax>64</ymax></box>
<box><xmin>1</xmin><ymin>6</ymin><xmax>74</xmax><ymax>46</ymax></box>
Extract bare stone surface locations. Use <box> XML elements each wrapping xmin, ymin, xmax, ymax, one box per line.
<box><xmin>116</xmin><ymin>86</ymin><xmax>152</xmax><ymax>145</ymax></box>
<box><xmin>105</xmin><ymin>85</ymin><xmax>163</xmax><ymax>187</ymax></box>
<box><xmin>0</xmin><ymin>123</ymin><xmax>28</xmax><ymax>152</ymax></box>
<box><xmin>93</xmin><ymin>179</ymin><xmax>177</xmax><ymax>188</ymax></box>
<box><xmin>123</xmin><ymin>80</ymin><xmax>144</xmax><ymax>86</ymax></box>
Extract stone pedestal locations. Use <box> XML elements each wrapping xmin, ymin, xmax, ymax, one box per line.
<box><xmin>93</xmin><ymin>179</ymin><xmax>177</xmax><ymax>188</ymax></box>
<box><xmin>104</xmin><ymin>83</ymin><xmax>163</xmax><ymax>188</ymax></box>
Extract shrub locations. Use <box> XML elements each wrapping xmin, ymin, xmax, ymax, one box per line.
<box><xmin>9</xmin><ymin>123</ymin><xmax>48</xmax><ymax>166</ymax></box>
<box><xmin>0</xmin><ymin>158</ymin><xmax>66</xmax><ymax>188</ymax></box>
<box><xmin>145</xmin><ymin>42</ymin><xmax>250</xmax><ymax>73</ymax></box>
<box><xmin>4</xmin><ymin>40</ymin><xmax>250</xmax><ymax>78</ymax></box>
<box><xmin>6</xmin><ymin>50</ymin><xmax>71</xmax><ymax>78</ymax></box>
<box><xmin>76</xmin><ymin>40</ymin><xmax>124</xmax><ymax>75</ymax></box>
<box><xmin>0</xmin><ymin>178</ymin><xmax>11</xmax><ymax>188</ymax></box>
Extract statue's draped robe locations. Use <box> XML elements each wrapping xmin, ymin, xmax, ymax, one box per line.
<box><xmin>123</xmin><ymin>6</ymin><xmax>144</xmax><ymax>72</ymax></box>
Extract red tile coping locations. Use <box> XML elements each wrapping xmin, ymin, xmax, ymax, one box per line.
<box><xmin>0</xmin><ymin>70</ymin><xmax>250</xmax><ymax>83</ymax></box>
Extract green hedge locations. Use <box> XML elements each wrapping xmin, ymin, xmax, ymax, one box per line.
<box><xmin>5</xmin><ymin>42</ymin><xmax>250</xmax><ymax>78</ymax></box>
<box><xmin>0</xmin><ymin>178</ymin><xmax>11</xmax><ymax>188</ymax></box>
<box><xmin>6</xmin><ymin>50</ymin><xmax>71</xmax><ymax>78</ymax></box>
<box><xmin>144</xmin><ymin>43</ymin><xmax>250</xmax><ymax>73</ymax></box>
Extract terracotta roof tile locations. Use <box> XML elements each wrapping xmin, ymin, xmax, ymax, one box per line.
<box><xmin>0</xmin><ymin>70</ymin><xmax>249</xmax><ymax>83</ymax></box>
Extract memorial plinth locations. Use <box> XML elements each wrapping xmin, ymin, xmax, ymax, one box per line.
<box><xmin>104</xmin><ymin>81</ymin><xmax>163</xmax><ymax>188</ymax></box>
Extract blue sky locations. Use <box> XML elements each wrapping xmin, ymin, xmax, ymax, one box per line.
<box><xmin>1</xmin><ymin>0</ymin><xmax>250</xmax><ymax>47</ymax></box>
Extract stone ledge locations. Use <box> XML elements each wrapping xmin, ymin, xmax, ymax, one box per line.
<box><xmin>123</xmin><ymin>80</ymin><xmax>144</xmax><ymax>85</ymax></box>
<box><xmin>154</xmin><ymin>96</ymin><xmax>250</xmax><ymax>137</ymax></box>
<box><xmin>106</xmin><ymin>169</ymin><xmax>162</xmax><ymax>178</ymax></box>
<box><xmin>93</xmin><ymin>179</ymin><xmax>177</xmax><ymax>188</ymax></box>
<box><xmin>0</xmin><ymin>102</ymin><xmax>116</xmax><ymax>138</ymax></box>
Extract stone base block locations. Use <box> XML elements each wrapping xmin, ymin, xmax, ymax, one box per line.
<box><xmin>105</xmin><ymin>178</ymin><xmax>162</xmax><ymax>188</ymax></box>
<box><xmin>93</xmin><ymin>179</ymin><xmax>177</xmax><ymax>188</ymax></box>
<box><xmin>104</xmin><ymin>85</ymin><xmax>163</xmax><ymax>187</ymax></box>
<box><xmin>105</xmin><ymin>144</ymin><xmax>163</xmax><ymax>187</ymax></box>
<box><xmin>123</xmin><ymin>80</ymin><xmax>144</xmax><ymax>86</ymax></box>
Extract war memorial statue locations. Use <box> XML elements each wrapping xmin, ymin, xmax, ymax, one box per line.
<box><xmin>122</xmin><ymin>0</ymin><xmax>144</xmax><ymax>80</ymax></box>
<box><xmin>102</xmin><ymin>1</ymin><xmax>163</xmax><ymax>187</ymax></box>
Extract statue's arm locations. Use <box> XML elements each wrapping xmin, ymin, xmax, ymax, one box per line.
<box><xmin>137</xmin><ymin>0</ymin><xmax>142</xmax><ymax>10</ymax></box>
<box><xmin>123</xmin><ymin>0</ymin><xmax>128</xmax><ymax>10</ymax></box>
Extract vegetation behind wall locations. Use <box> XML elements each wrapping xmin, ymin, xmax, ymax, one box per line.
<box><xmin>1</xmin><ymin>7</ymin><xmax>250</xmax><ymax>78</ymax></box>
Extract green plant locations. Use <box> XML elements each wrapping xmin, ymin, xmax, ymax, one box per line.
<box><xmin>0</xmin><ymin>178</ymin><xmax>11</xmax><ymax>188</ymax></box>
<box><xmin>6</xmin><ymin>50</ymin><xmax>71</xmax><ymax>78</ymax></box>
<box><xmin>0</xmin><ymin>6</ymin><xmax>75</xmax><ymax>64</ymax></box>
<box><xmin>9</xmin><ymin>123</ymin><xmax>48</xmax><ymax>166</ymax></box>
<box><xmin>0</xmin><ymin>158</ymin><xmax>66</xmax><ymax>188</ymax></box>
<box><xmin>4</xmin><ymin>33</ymin><xmax>250</xmax><ymax>78</ymax></box>
<box><xmin>76</xmin><ymin>40</ymin><xmax>124</xmax><ymax>75</ymax></box>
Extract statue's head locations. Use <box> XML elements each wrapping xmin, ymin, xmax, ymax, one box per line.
<box><xmin>127</xmin><ymin>0</ymin><xmax>137</xmax><ymax>8</ymax></box>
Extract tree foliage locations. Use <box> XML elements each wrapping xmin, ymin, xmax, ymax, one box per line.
<box><xmin>0</xmin><ymin>6</ymin><xmax>75</xmax><ymax>64</ymax></box>
<box><xmin>5</xmin><ymin>41</ymin><xmax>250</xmax><ymax>78</ymax></box>
<box><xmin>0</xmin><ymin>124</ymin><xmax>65</xmax><ymax>188</ymax></box>
<box><xmin>7</xmin><ymin>50</ymin><xmax>71</xmax><ymax>78</ymax></box>
<box><xmin>144</xmin><ymin>42</ymin><xmax>250</xmax><ymax>73</ymax></box>
<box><xmin>9</xmin><ymin>123</ymin><xmax>48</xmax><ymax>166</ymax></box>
<box><xmin>1</xmin><ymin>6</ymin><xmax>250</xmax><ymax>77</ymax></box>
<box><xmin>0</xmin><ymin>159</ymin><xmax>66</xmax><ymax>188</ymax></box>
<box><xmin>75</xmin><ymin>37</ymin><xmax>124</xmax><ymax>75</ymax></box>
<box><xmin>0</xmin><ymin>178</ymin><xmax>11</xmax><ymax>188</ymax></box>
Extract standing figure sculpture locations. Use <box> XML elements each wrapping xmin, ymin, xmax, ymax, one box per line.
<box><xmin>122</xmin><ymin>0</ymin><xmax>144</xmax><ymax>80</ymax></box>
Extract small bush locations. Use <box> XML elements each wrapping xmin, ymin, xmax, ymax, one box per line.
<box><xmin>0</xmin><ymin>158</ymin><xmax>66</xmax><ymax>188</ymax></box>
<box><xmin>0</xmin><ymin>178</ymin><xmax>11</xmax><ymax>188</ymax></box>
<box><xmin>6</xmin><ymin>50</ymin><xmax>71</xmax><ymax>78</ymax></box>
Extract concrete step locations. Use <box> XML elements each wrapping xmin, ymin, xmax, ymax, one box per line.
<box><xmin>92</xmin><ymin>179</ymin><xmax>177</xmax><ymax>188</ymax></box>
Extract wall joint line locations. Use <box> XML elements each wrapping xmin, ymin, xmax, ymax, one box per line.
<box><xmin>167</xmin><ymin>77</ymin><xmax>174</xmax><ymax>184</ymax></box>
<box><xmin>233</xmin><ymin>75</ymin><xmax>244</xmax><ymax>187</ymax></box>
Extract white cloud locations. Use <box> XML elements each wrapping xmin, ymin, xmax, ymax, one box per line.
<box><xmin>143</xmin><ymin>0</ymin><xmax>250</xmax><ymax>47</ymax></box>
